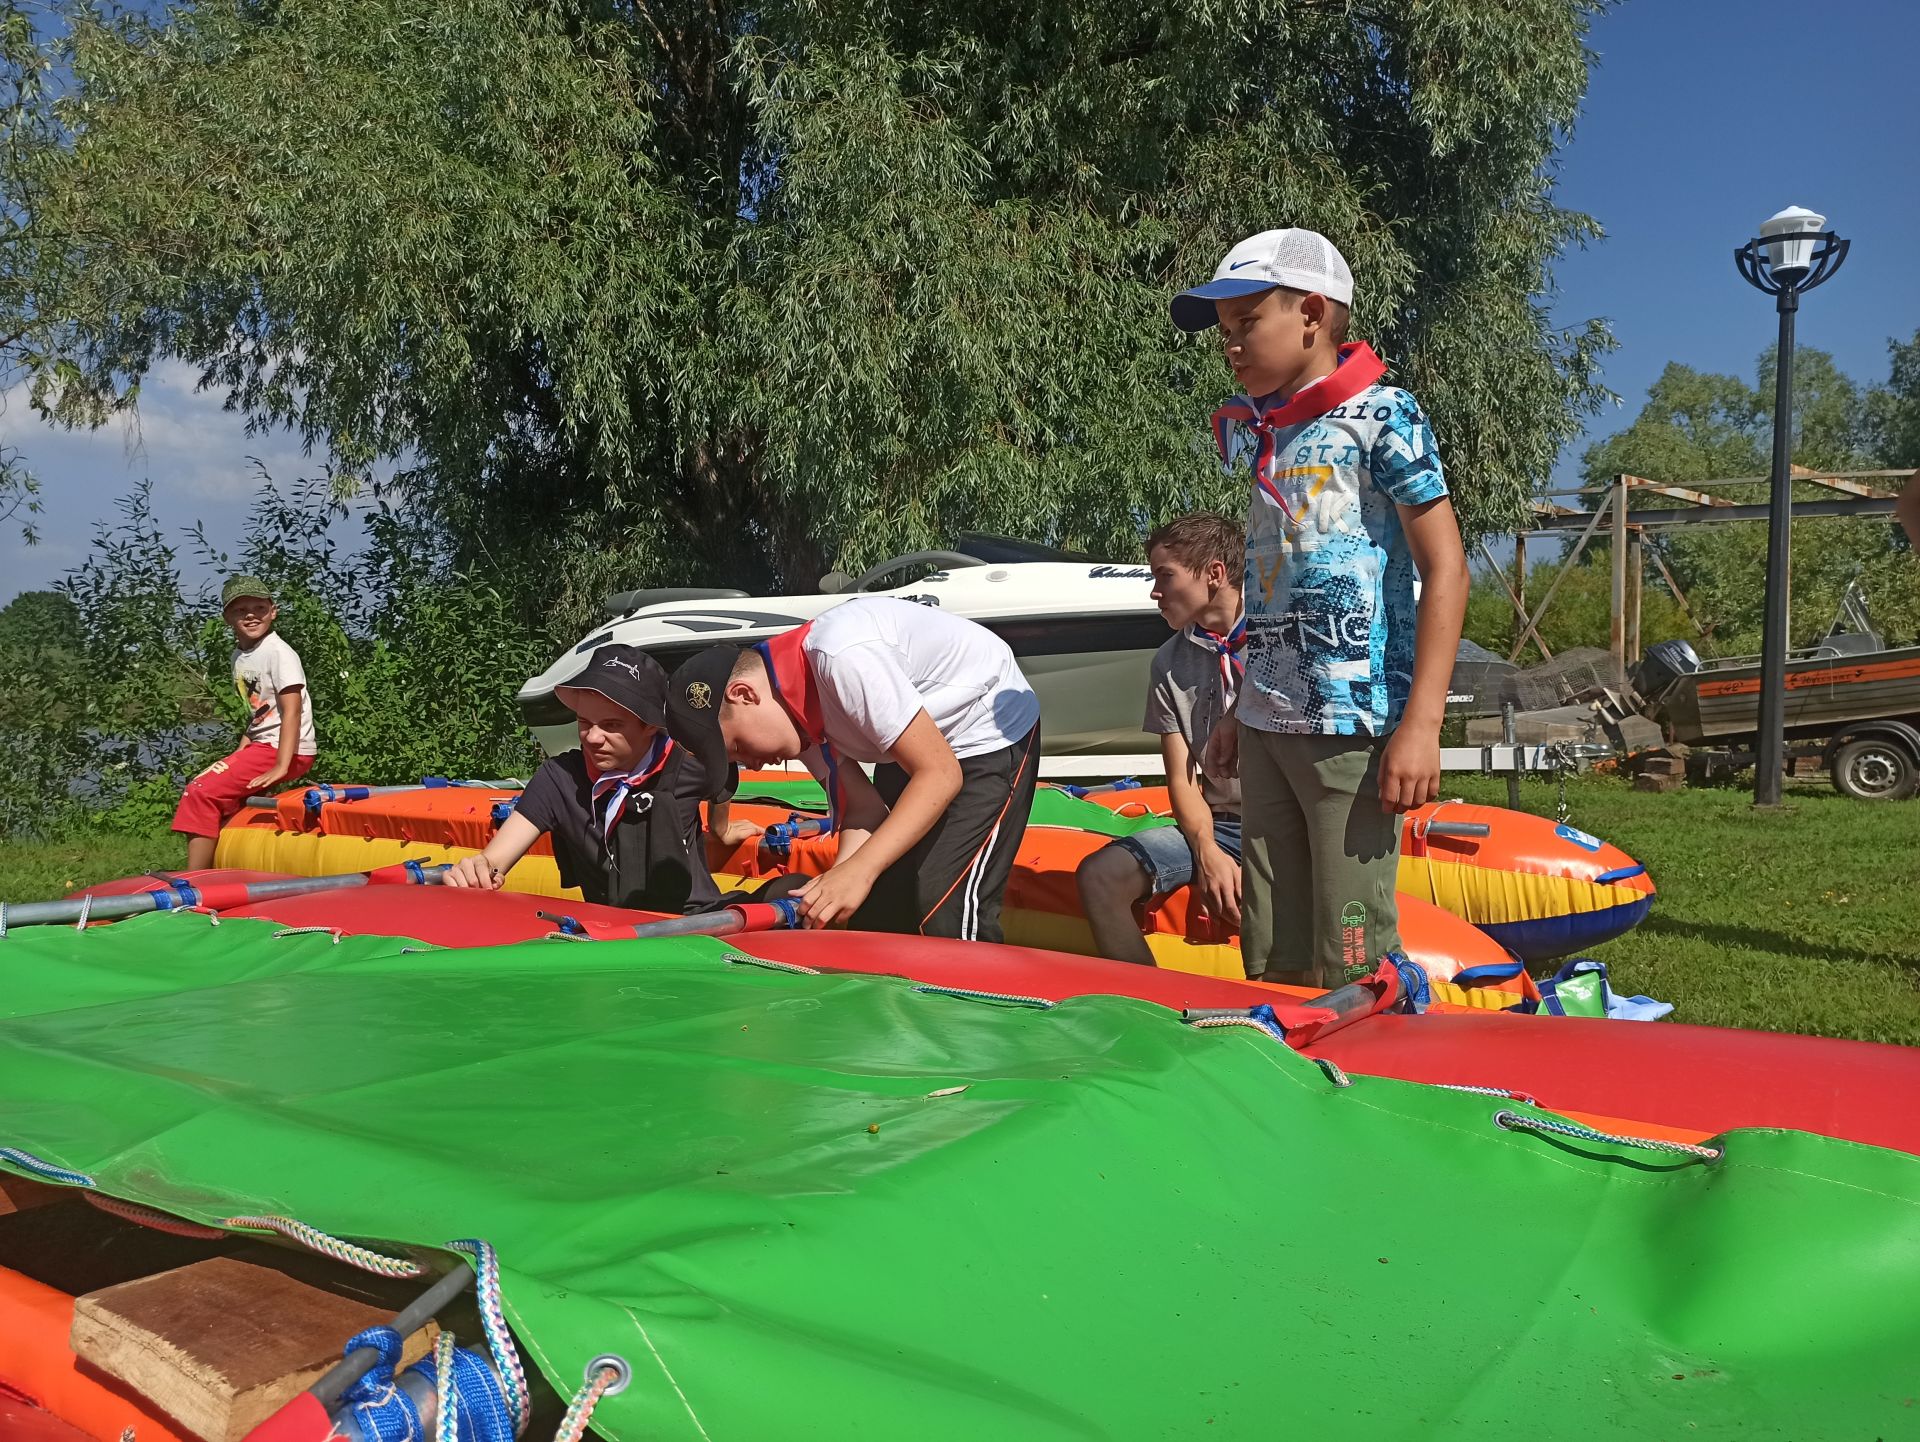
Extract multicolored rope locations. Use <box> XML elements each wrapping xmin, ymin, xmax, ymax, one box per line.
<box><xmin>724</xmin><ymin>954</ymin><xmax>821</xmax><ymax>976</ymax></box>
<box><xmin>1493</xmin><ymin>1109</ymin><xmax>1723</xmax><ymax>1163</ymax></box>
<box><xmin>224</xmin><ymin>1214</ymin><xmax>425</xmax><ymax>1277</ymax></box>
<box><xmin>1438</xmin><ymin>1083</ymin><xmax>1540</xmax><ymax>1106</ymax></box>
<box><xmin>553</xmin><ymin>1357</ymin><xmax>629</xmax><ymax>1442</ymax></box>
<box><xmin>85</xmin><ymin>1191</ymin><xmax>228</xmax><ymax>1240</ymax></box>
<box><xmin>1311</xmin><ymin>1056</ymin><xmax>1353</xmax><ymax>1088</ymax></box>
<box><xmin>272</xmin><ymin>925</ymin><xmax>344</xmax><ymax>944</ymax></box>
<box><xmin>433</xmin><ymin>1330</ymin><xmax>459</xmax><ymax>1442</ymax></box>
<box><xmin>1188</xmin><ymin>1013</ymin><xmax>1289</xmax><ymax>1044</ymax></box>
<box><xmin>911</xmin><ymin>984</ymin><xmax>1056</xmax><ymax>1010</ymax></box>
<box><xmin>448</xmin><ymin>1238</ymin><xmax>532</xmax><ymax>1435</ymax></box>
<box><xmin>0</xmin><ymin>1146</ymin><xmax>95</xmax><ymax>1187</ymax></box>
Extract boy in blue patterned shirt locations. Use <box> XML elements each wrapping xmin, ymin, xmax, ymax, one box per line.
<box><xmin>1172</xmin><ymin>229</ymin><xmax>1468</xmax><ymax>989</ymax></box>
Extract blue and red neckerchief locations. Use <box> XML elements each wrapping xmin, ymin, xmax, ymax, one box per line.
<box><xmin>1188</xmin><ymin>616</ymin><xmax>1246</xmax><ymax>702</ymax></box>
<box><xmin>754</xmin><ymin>624</ymin><xmax>847</xmax><ymax>831</ymax></box>
<box><xmin>1210</xmin><ymin>341</ymin><xmax>1386</xmax><ymax>522</ymax></box>
<box><xmin>589</xmin><ymin>734</ymin><xmax>675</xmax><ymax>845</ymax></box>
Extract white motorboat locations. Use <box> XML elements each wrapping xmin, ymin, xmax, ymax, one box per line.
<box><xmin>517</xmin><ymin>536</ymin><xmax>1170</xmax><ymax>770</ymax></box>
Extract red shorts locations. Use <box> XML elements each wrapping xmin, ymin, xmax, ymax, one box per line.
<box><xmin>171</xmin><ymin>742</ymin><xmax>316</xmax><ymax>838</ymax></box>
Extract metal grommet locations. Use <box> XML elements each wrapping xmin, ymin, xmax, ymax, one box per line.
<box><xmin>1491</xmin><ymin>1108</ymin><xmax>1517</xmax><ymax>1131</ymax></box>
<box><xmin>588</xmin><ymin>1353</ymin><xmax>632</xmax><ymax>1395</ymax></box>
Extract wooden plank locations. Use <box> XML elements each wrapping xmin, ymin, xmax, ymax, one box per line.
<box><xmin>1622</xmin><ymin>475</ymin><xmax>1731</xmax><ymax>507</ymax></box>
<box><xmin>0</xmin><ymin>1173</ymin><xmax>77</xmax><ymax>1216</ymax></box>
<box><xmin>72</xmin><ymin>1256</ymin><xmax>439</xmax><ymax>1442</ymax></box>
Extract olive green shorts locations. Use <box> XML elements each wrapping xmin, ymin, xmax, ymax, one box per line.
<box><xmin>1237</xmin><ymin>727</ymin><xmax>1403</xmax><ymax>989</ymax></box>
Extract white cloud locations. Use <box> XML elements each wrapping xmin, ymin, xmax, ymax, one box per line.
<box><xmin>0</xmin><ymin>361</ymin><xmax>376</xmax><ymax>601</ymax></box>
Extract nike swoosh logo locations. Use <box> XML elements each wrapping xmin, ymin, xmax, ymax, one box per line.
<box><xmin>1229</xmin><ymin>260</ymin><xmax>1262</xmax><ymax>271</ymax></box>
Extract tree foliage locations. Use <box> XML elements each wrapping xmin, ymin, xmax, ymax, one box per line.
<box><xmin>0</xmin><ymin>476</ymin><xmax>549</xmax><ymax>837</ymax></box>
<box><xmin>1581</xmin><ymin>345</ymin><xmax>1920</xmax><ymax>656</ymax></box>
<box><xmin>42</xmin><ymin>0</ymin><xmax>1610</xmax><ymax>625</ymax></box>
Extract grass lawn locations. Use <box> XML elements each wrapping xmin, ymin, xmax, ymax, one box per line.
<box><xmin>0</xmin><ymin>829</ymin><xmax>185</xmax><ymax>900</ymax></box>
<box><xmin>2</xmin><ymin>781</ymin><xmax>1915</xmax><ymax>1046</ymax></box>
<box><xmin>1446</xmin><ymin>773</ymin><xmax>1920</xmax><ymax>1045</ymax></box>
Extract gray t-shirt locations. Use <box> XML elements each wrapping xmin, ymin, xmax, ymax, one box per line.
<box><xmin>1143</xmin><ymin>627</ymin><xmax>1242</xmax><ymax>813</ymax></box>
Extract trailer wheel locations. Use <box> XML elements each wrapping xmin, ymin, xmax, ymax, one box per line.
<box><xmin>1830</xmin><ymin>737</ymin><xmax>1918</xmax><ymax>801</ymax></box>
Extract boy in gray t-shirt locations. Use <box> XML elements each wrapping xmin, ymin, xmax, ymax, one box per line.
<box><xmin>1076</xmin><ymin>514</ymin><xmax>1244</xmax><ymax>965</ymax></box>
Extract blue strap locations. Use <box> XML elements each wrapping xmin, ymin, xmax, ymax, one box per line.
<box><xmin>1110</xmin><ymin>777</ymin><xmax>1143</xmax><ymax>791</ymax></box>
<box><xmin>147</xmin><ymin>878</ymin><xmax>200</xmax><ymax>912</ymax></box>
<box><xmin>769</xmin><ymin>897</ymin><xmax>803</xmax><ymax>929</ymax></box>
<box><xmin>1246</xmin><ymin>1003</ymin><xmax>1287</xmax><ymax>1040</ymax></box>
<box><xmin>1060</xmin><ymin>783</ymin><xmax>1090</xmax><ymax>798</ymax></box>
<box><xmin>403</xmin><ymin>860</ymin><xmax>426</xmax><ymax>885</ymax></box>
<box><xmin>422</xmin><ymin>776</ymin><xmax>450</xmax><ymax>789</ymax></box>
<box><xmin>340</xmin><ymin>1327</ymin><xmax>422</xmax><ymax>1442</ymax></box>
<box><xmin>1592</xmin><ymin>864</ymin><xmax>1647</xmax><ymax>884</ymax></box>
<box><xmin>490</xmin><ymin>799</ymin><xmax>517</xmax><ymax>827</ymax></box>
<box><xmin>1388</xmin><ymin>954</ymin><xmax>1431</xmax><ymax>1013</ymax></box>
<box><xmin>1449</xmin><ymin>957</ymin><xmax>1526</xmax><ymax>985</ymax></box>
<box><xmin>303</xmin><ymin>785</ymin><xmax>332</xmax><ymax>819</ymax></box>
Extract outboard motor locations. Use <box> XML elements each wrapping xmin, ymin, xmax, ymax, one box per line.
<box><xmin>1634</xmin><ymin>639</ymin><xmax>1701</xmax><ymax>701</ymax></box>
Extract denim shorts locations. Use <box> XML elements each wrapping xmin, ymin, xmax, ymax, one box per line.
<box><xmin>1112</xmin><ymin>816</ymin><xmax>1243</xmax><ymax>896</ymax></box>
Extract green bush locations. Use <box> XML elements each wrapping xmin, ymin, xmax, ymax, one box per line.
<box><xmin>0</xmin><ymin>479</ymin><xmax>552</xmax><ymax>838</ymax></box>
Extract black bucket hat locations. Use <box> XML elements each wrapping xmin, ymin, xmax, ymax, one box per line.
<box><xmin>556</xmin><ymin>645</ymin><xmax>669</xmax><ymax>728</ymax></box>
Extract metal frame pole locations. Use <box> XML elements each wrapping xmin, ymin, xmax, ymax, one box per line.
<box><xmin>1755</xmin><ymin>290</ymin><xmax>1798</xmax><ymax>807</ymax></box>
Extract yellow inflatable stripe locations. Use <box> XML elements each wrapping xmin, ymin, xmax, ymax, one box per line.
<box><xmin>1398</xmin><ymin>856</ymin><xmax>1644</xmax><ymax>928</ymax></box>
<box><xmin>1428</xmin><ymin>979</ymin><xmax>1522</xmax><ymax>1011</ymax></box>
<box><xmin>214</xmin><ymin>829</ymin><xmax>581</xmax><ymax>901</ymax></box>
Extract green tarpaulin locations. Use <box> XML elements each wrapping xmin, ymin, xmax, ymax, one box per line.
<box><xmin>3</xmin><ymin>914</ymin><xmax>1917</xmax><ymax>1439</ymax></box>
<box><xmin>735</xmin><ymin>778</ymin><xmax>1174</xmax><ymax>838</ymax></box>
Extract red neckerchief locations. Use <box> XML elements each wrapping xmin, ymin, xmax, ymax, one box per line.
<box><xmin>1210</xmin><ymin>341</ymin><xmax>1387</xmax><ymax>522</ymax></box>
<box><xmin>1187</xmin><ymin>616</ymin><xmax>1247</xmax><ymax>700</ymax></box>
<box><xmin>755</xmin><ymin>624</ymin><xmax>845</xmax><ymax>828</ymax></box>
<box><xmin>588</xmin><ymin>734</ymin><xmax>675</xmax><ymax>844</ymax></box>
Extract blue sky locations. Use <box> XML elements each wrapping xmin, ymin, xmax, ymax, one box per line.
<box><xmin>1546</xmin><ymin>0</ymin><xmax>1920</xmax><ymax>488</ymax></box>
<box><xmin>5</xmin><ymin>0</ymin><xmax>1918</xmax><ymax>605</ymax></box>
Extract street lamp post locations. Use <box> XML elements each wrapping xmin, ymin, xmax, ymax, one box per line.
<box><xmin>1733</xmin><ymin>206</ymin><xmax>1848</xmax><ymax>807</ymax></box>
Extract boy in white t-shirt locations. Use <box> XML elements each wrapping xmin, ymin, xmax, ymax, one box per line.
<box><xmin>171</xmin><ymin>575</ymin><xmax>319</xmax><ymax>869</ymax></box>
<box><xmin>665</xmin><ymin>597</ymin><xmax>1041</xmax><ymax>940</ymax></box>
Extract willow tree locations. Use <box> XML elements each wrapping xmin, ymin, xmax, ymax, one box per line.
<box><xmin>50</xmin><ymin>0</ymin><xmax>1609</xmax><ymax>618</ymax></box>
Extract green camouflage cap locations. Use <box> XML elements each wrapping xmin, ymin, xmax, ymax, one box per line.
<box><xmin>221</xmin><ymin>574</ymin><xmax>274</xmax><ymax>609</ymax></box>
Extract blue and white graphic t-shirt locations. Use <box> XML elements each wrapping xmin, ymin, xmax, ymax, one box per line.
<box><xmin>1215</xmin><ymin>356</ymin><xmax>1447</xmax><ymax>736</ymax></box>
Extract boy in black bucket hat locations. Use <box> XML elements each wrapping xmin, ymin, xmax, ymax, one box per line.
<box><xmin>444</xmin><ymin>644</ymin><xmax>734</xmax><ymax>912</ymax></box>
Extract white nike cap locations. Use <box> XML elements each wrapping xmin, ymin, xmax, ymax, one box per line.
<box><xmin>1170</xmin><ymin>228</ymin><xmax>1354</xmax><ymax>332</ymax></box>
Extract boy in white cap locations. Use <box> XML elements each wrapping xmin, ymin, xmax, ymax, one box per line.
<box><xmin>1171</xmin><ymin>229</ymin><xmax>1468</xmax><ymax>990</ymax></box>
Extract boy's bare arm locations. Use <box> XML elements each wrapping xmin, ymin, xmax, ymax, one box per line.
<box><xmin>250</xmin><ymin>686</ymin><xmax>304</xmax><ymax>787</ymax></box>
<box><xmin>795</xmin><ymin>712</ymin><xmax>960</xmax><ymax>927</ymax></box>
<box><xmin>1379</xmin><ymin>496</ymin><xmax>1468</xmax><ymax>813</ymax></box>
<box><xmin>1164</xmin><ymin>730</ymin><xmax>1240</xmax><ymax>926</ymax></box>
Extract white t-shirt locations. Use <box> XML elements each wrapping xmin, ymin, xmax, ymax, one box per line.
<box><xmin>804</xmin><ymin>598</ymin><xmax>1039</xmax><ymax>763</ymax></box>
<box><xmin>235</xmin><ymin>632</ymin><xmax>319</xmax><ymax>755</ymax></box>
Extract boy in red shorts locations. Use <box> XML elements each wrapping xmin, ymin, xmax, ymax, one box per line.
<box><xmin>171</xmin><ymin>575</ymin><xmax>317</xmax><ymax>869</ymax></box>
